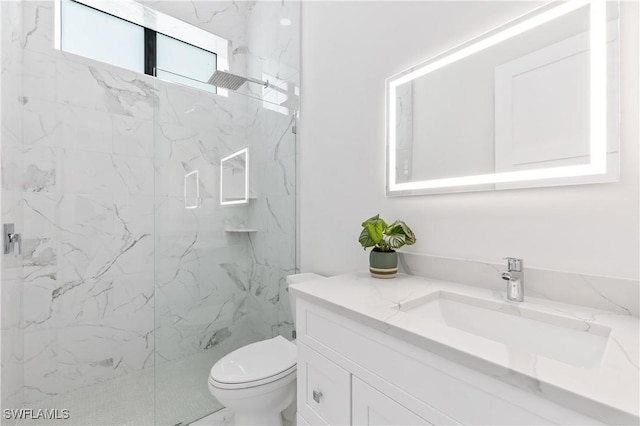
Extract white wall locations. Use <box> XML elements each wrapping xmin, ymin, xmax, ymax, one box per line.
<box><xmin>299</xmin><ymin>1</ymin><xmax>639</xmax><ymax>280</ymax></box>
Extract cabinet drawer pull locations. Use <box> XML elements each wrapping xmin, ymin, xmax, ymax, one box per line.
<box><xmin>312</xmin><ymin>390</ymin><xmax>323</xmax><ymax>403</ymax></box>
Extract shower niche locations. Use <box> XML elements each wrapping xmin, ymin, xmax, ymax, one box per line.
<box><xmin>220</xmin><ymin>148</ymin><xmax>250</xmax><ymax>206</ymax></box>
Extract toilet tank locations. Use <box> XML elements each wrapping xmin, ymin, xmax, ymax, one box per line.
<box><xmin>286</xmin><ymin>273</ymin><xmax>324</xmax><ymax>328</ymax></box>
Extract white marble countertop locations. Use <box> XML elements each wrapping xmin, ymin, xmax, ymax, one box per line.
<box><xmin>290</xmin><ymin>272</ymin><xmax>640</xmax><ymax>424</ymax></box>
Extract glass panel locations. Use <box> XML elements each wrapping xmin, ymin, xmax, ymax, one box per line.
<box><xmin>7</xmin><ymin>1</ymin><xmax>155</xmax><ymax>421</ymax></box>
<box><xmin>61</xmin><ymin>0</ymin><xmax>144</xmax><ymax>73</ymax></box>
<box><xmin>156</xmin><ymin>33</ymin><xmax>217</xmax><ymax>91</ymax></box>
<box><xmin>153</xmin><ymin>86</ymin><xmax>251</xmax><ymax>426</ymax></box>
<box><xmin>153</xmin><ymin>1</ymin><xmax>300</xmax><ymax>417</ymax></box>
<box><xmin>1</xmin><ymin>1</ymin><xmax>25</xmax><ymax>415</ymax></box>
<box><xmin>153</xmin><ymin>86</ymin><xmax>299</xmax><ymax>425</ymax></box>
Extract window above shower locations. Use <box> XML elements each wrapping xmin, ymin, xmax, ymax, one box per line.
<box><xmin>55</xmin><ymin>0</ymin><xmax>228</xmax><ymax>94</ymax></box>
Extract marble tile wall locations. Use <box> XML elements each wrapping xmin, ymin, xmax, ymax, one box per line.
<box><xmin>1</xmin><ymin>0</ymin><xmax>26</xmax><ymax>414</ymax></box>
<box><xmin>13</xmin><ymin>2</ymin><xmax>162</xmax><ymax>403</ymax></box>
<box><xmin>139</xmin><ymin>0</ymin><xmax>253</xmax><ymax>89</ymax></box>
<box><xmin>20</xmin><ymin>46</ymin><xmax>158</xmax><ymax>402</ymax></box>
<box><xmin>1</xmin><ymin>0</ymin><xmax>300</xmax><ymax>409</ymax></box>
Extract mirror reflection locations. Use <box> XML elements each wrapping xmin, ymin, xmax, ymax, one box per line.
<box><xmin>388</xmin><ymin>0</ymin><xmax>620</xmax><ymax>195</ymax></box>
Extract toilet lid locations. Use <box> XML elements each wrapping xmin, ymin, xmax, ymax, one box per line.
<box><xmin>209</xmin><ymin>336</ymin><xmax>296</xmax><ymax>388</ymax></box>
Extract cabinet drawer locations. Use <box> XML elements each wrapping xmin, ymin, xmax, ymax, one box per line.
<box><xmin>297</xmin><ymin>342</ymin><xmax>351</xmax><ymax>425</ymax></box>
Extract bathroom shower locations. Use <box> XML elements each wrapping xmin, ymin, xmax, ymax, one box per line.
<box><xmin>0</xmin><ymin>0</ymin><xmax>300</xmax><ymax>425</ymax></box>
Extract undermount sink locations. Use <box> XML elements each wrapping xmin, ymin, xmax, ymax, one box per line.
<box><xmin>395</xmin><ymin>291</ymin><xmax>611</xmax><ymax>368</ymax></box>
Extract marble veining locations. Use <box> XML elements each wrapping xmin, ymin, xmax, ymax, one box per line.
<box><xmin>292</xmin><ymin>273</ymin><xmax>640</xmax><ymax>425</ymax></box>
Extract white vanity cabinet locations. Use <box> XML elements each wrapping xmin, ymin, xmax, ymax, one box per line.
<box><xmin>295</xmin><ymin>297</ymin><xmax>605</xmax><ymax>426</ymax></box>
<box><xmin>297</xmin><ymin>342</ymin><xmax>350</xmax><ymax>425</ymax></box>
<box><xmin>297</xmin><ymin>338</ymin><xmax>432</xmax><ymax>426</ymax></box>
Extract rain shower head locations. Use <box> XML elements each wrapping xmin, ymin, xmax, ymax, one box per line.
<box><xmin>207</xmin><ymin>70</ymin><xmax>299</xmax><ymax>109</ymax></box>
<box><xmin>207</xmin><ymin>70</ymin><xmax>267</xmax><ymax>91</ymax></box>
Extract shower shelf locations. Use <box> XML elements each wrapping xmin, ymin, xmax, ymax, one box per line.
<box><xmin>225</xmin><ymin>228</ymin><xmax>258</xmax><ymax>233</ymax></box>
<box><xmin>221</xmin><ymin>196</ymin><xmax>258</xmax><ymax>202</ymax></box>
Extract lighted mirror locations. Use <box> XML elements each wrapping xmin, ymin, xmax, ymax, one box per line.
<box><xmin>220</xmin><ymin>148</ymin><xmax>249</xmax><ymax>206</ymax></box>
<box><xmin>387</xmin><ymin>0</ymin><xmax>620</xmax><ymax>196</ymax></box>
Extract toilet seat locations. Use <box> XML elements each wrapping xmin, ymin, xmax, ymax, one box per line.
<box><xmin>209</xmin><ymin>365</ymin><xmax>296</xmax><ymax>390</ymax></box>
<box><xmin>209</xmin><ymin>336</ymin><xmax>297</xmax><ymax>390</ymax></box>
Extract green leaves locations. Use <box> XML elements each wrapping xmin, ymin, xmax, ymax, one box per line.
<box><xmin>358</xmin><ymin>230</ymin><xmax>377</xmax><ymax>249</ymax></box>
<box><xmin>383</xmin><ymin>220</ymin><xmax>416</xmax><ymax>249</ymax></box>
<box><xmin>358</xmin><ymin>215</ymin><xmax>416</xmax><ymax>251</ymax></box>
<box><xmin>359</xmin><ymin>214</ymin><xmax>387</xmax><ymax>250</ymax></box>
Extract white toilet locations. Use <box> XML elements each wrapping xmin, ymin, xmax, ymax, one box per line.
<box><xmin>208</xmin><ymin>273</ymin><xmax>324</xmax><ymax>426</ymax></box>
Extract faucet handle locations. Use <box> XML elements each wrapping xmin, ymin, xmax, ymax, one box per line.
<box><xmin>503</xmin><ymin>257</ymin><xmax>523</xmax><ymax>272</ymax></box>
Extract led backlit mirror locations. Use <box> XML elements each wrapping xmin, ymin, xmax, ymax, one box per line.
<box><xmin>387</xmin><ymin>0</ymin><xmax>620</xmax><ymax>196</ymax></box>
<box><xmin>220</xmin><ymin>148</ymin><xmax>249</xmax><ymax>206</ymax></box>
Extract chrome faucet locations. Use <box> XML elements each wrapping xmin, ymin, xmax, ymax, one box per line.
<box><xmin>501</xmin><ymin>257</ymin><xmax>524</xmax><ymax>302</ymax></box>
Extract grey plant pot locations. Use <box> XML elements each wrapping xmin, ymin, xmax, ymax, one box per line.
<box><xmin>369</xmin><ymin>249</ymin><xmax>398</xmax><ymax>279</ymax></box>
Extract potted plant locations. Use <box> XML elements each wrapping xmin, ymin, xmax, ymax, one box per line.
<box><xmin>358</xmin><ymin>214</ymin><xmax>416</xmax><ymax>279</ymax></box>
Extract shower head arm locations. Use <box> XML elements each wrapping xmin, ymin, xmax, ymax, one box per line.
<box><xmin>262</xmin><ymin>80</ymin><xmax>298</xmax><ymax>97</ymax></box>
<box><xmin>248</xmin><ymin>78</ymin><xmax>295</xmax><ymax>98</ymax></box>
<box><xmin>246</xmin><ymin>76</ymin><xmax>269</xmax><ymax>87</ymax></box>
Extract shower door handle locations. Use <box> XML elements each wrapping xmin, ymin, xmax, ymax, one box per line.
<box><xmin>4</xmin><ymin>224</ymin><xmax>21</xmax><ymax>256</ymax></box>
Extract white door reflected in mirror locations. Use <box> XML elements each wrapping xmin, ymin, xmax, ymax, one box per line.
<box><xmin>220</xmin><ymin>148</ymin><xmax>249</xmax><ymax>206</ymax></box>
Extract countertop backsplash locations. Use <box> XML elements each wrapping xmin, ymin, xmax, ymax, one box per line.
<box><xmin>398</xmin><ymin>252</ymin><xmax>639</xmax><ymax>317</ymax></box>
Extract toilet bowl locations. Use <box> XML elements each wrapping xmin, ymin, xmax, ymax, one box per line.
<box><xmin>208</xmin><ymin>336</ymin><xmax>297</xmax><ymax>425</ymax></box>
<box><xmin>208</xmin><ymin>273</ymin><xmax>325</xmax><ymax>425</ymax></box>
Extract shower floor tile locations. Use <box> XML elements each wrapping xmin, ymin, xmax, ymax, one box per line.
<box><xmin>16</xmin><ymin>350</ymin><xmax>223</xmax><ymax>426</ymax></box>
<box><xmin>189</xmin><ymin>409</ymin><xmax>233</xmax><ymax>425</ymax></box>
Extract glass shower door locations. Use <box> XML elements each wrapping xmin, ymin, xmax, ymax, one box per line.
<box><xmin>152</xmin><ymin>81</ymin><xmax>251</xmax><ymax>425</ymax></box>
<box><xmin>152</xmin><ymin>82</ymin><xmax>299</xmax><ymax>426</ymax></box>
<box><xmin>150</xmin><ymin>1</ymin><xmax>300</xmax><ymax>424</ymax></box>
